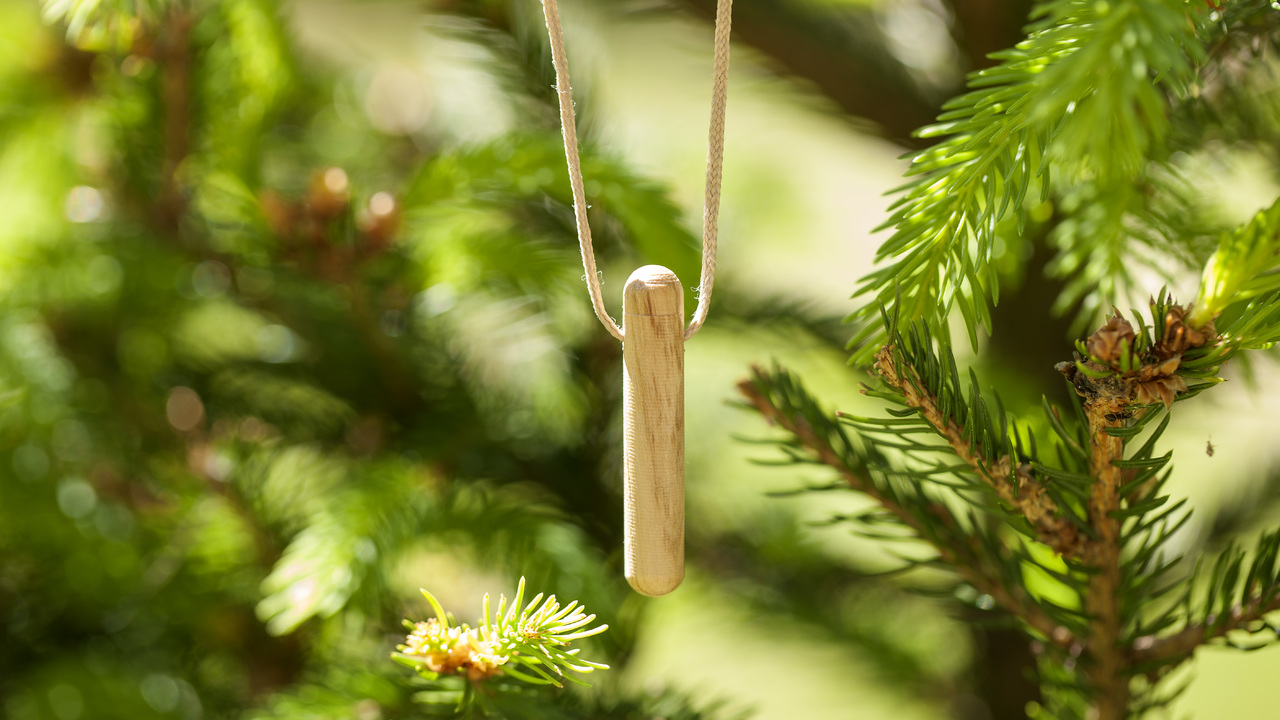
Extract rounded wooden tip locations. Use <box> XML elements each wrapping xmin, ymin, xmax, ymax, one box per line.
<box><xmin>626</xmin><ymin>570</ymin><xmax>684</xmax><ymax>597</ymax></box>
<box><xmin>624</xmin><ymin>265</ymin><xmax>684</xmax><ymax>317</ymax></box>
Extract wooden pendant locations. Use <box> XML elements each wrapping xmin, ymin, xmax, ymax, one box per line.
<box><xmin>622</xmin><ymin>265</ymin><xmax>685</xmax><ymax>597</ymax></box>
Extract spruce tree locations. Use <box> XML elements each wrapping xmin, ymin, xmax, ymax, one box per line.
<box><xmin>740</xmin><ymin>1</ymin><xmax>1280</xmax><ymax>718</ymax></box>
<box><xmin>6</xmin><ymin>0</ymin><xmax>1280</xmax><ymax>720</ymax></box>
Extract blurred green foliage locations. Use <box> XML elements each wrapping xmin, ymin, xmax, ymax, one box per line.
<box><xmin>14</xmin><ymin>0</ymin><xmax>1280</xmax><ymax>717</ymax></box>
<box><xmin>0</xmin><ymin>0</ymin><xmax>723</xmax><ymax>717</ymax></box>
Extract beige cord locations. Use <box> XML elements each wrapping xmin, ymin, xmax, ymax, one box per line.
<box><xmin>685</xmin><ymin>0</ymin><xmax>732</xmax><ymax>339</ymax></box>
<box><xmin>540</xmin><ymin>0</ymin><xmax>732</xmax><ymax>342</ymax></box>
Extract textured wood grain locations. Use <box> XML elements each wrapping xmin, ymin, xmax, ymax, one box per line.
<box><xmin>622</xmin><ymin>265</ymin><xmax>685</xmax><ymax>596</ymax></box>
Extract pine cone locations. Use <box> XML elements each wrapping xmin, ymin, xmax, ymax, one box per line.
<box><xmin>1133</xmin><ymin>374</ymin><xmax>1188</xmax><ymax>407</ymax></box>
<box><xmin>1087</xmin><ymin>315</ymin><xmax>1136</xmax><ymax>364</ymax></box>
<box><xmin>1131</xmin><ymin>351</ymin><xmax>1184</xmax><ymax>407</ymax></box>
<box><xmin>1135</xmin><ymin>355</ymin><xmax>1181</xmax><ymax>382</ymax></box>
<box><xmin>1156</xmin><ymin>305</ymin><xmax>1216</xmax><ymax>357</ymax></box>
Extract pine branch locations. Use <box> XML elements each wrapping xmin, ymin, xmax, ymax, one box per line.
<box><xmin>1054</xmin><ymin>302</ymin><xmax>1221</xmax><ymax>718</ymax></box>
<box><xmin>1131</xmin><ymin>198</ymin><xmax>1280</xmax><ymax>385</ymax></box>
<box><xmin>852</xmin><ymin>303</ymin><xmax>1227</xmax><ymax>717</ymax></box>
<box><xmin>1080</xmin><ymin>397</ymin><xmax>1130</xmax><ymax>720</ymax></box>
<box><xmin>737</xmin><ymin>366</ymin><xmax>1071</xmax><ymax>650</ymax></box>
<box><xmin>849</xmin><ymin>0</ymin><xmax>1204</xmax><ymax>363</ymax></box>
<box><xmin>1192</xmin><ymin>0</ymin><xmax>1280</xmax><ymax>84</ymax></box>
<box><xmin>395</xmin><ymin>578</ymin><xmax>609</xmax><ymax>690</ymax></box>
<box><xmin>1130</xmin><ymin>529</ymin><xmax>1280</xmax><ymax>673</ymax></box>
<box><xmin>1049</xmin><ymin>5</ymin><xmax>1280</xmax><ymax>333</ymax></box>
<box><xmin>1129</xmin><ymin>591</ymin><xmax>1280</xmax><ymax>668</ymax></box>
<box><xmin>1047</xmin><ymin>172</ymin><xmax>1199</xmax><ymax>334</ymax></box>
<box><xmin>1171</xmin><ymin>2</ymin><xmax>1280</xmax><ymax>152</ymax></box>
<box><xmin>1192</xmin><ymin>196</ymin><xmax>1280</xmax><ymax>326</ymax></box>
<box><xmin>869</xmin><ymin>343</ymin><xmax>1082</xmax><ymax>557</ymax></box>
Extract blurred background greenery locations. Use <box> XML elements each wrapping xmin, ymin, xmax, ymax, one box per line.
<box><xmin>3</xmin><ymin>0</ymin><xmax>1280</xmax><ymax>718</ymax></box>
